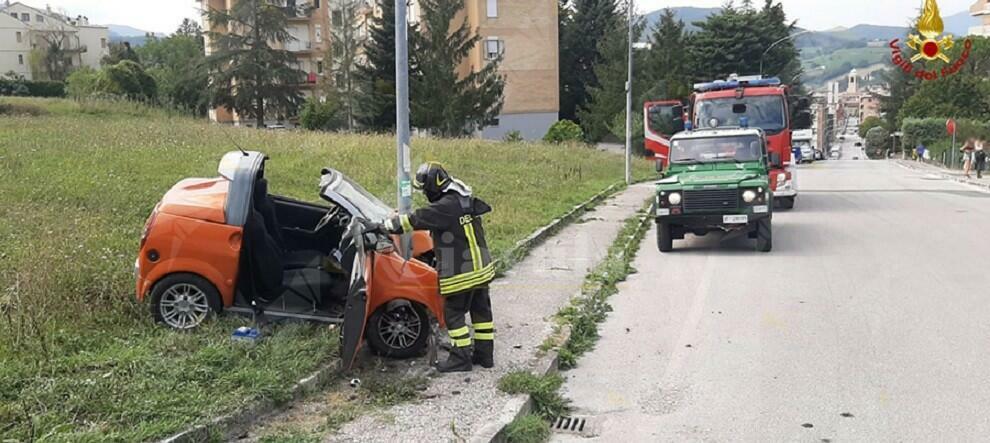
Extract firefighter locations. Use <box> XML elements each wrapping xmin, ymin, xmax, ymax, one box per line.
<box><xmin>384</xmin><ymin>162</ymin><xmax>495</xmax><ymax>372</ymax></box>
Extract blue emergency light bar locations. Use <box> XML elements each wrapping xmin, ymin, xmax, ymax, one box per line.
<box><xmin>693</xmin><ymin>76</ymin><xmax>782</xmax><ymax>93</ymax></box>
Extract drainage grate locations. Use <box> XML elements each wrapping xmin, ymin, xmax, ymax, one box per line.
<box><xmin>551</xmin><ymin>416</ymin><xmax>587</xmax><ymax>434</ymax></box>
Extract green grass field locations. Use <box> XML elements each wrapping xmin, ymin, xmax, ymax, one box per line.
<box><xmin>801</xmin><ymin>47</ymin><xmax>888</xmax><ymax>85</ymax></box>
<box><xmin>0</xmin><ymin>98</ymin><xmax>652</xmax><ymax>440</ymax></box>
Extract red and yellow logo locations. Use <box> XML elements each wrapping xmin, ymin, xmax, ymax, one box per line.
<box><xmin>889</xmin><ymin>0</ymin><xmax>972</xmax><ymax>80</ymax></box>
<box><xmin>906</xmin><ymin>0</ymin><xmax>953</xmax><ymax>62</ymax></box>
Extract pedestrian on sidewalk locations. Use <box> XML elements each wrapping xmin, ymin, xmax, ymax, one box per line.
<box><xmin>975</xmin><ymin>140</ymin><xmax>987</xmax><ymax>179</ymax></box>
<box><xmin>916</xmin><ymin>143</ymin><xmax>925</xmax><ymax>162</ymax></box>
<box><xmin>384</xmin><ymin>162</ymin><xmax>496</xmax><ymax>373</ymax></box>
<box><xmin>962</xmin><ymin>139</ymin><xmax>976</xmax><ymax>179</ymax></box>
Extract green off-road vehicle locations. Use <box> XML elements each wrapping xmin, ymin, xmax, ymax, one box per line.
<box><xmin>655</xmin><ymin>127</ymin><xmax>778</xmax><ymax>253</ymax></box>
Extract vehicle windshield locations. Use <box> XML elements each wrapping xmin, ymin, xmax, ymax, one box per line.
<box><xmin>332</xmin><ymin>174</ymin><xmax>393</xmax><ymax>222</ymax></box>
<box><xmin>670</xmin><ymin>135</ymin><xmax>764</xmax><ymax>164</ymax></box>
<box><xmin>696</xmin><ymin>95</ymin><xmax>786</xmax><ymax>133</ymax></box>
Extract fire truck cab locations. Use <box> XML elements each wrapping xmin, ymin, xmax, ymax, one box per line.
<box><xmin>645</xmin><ymin>75</ymin><xmax>810</xmax><ymax>210</ymax></box>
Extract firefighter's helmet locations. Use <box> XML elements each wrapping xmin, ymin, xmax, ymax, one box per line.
<box><xmin>414</xmin><ymin>162</ymin><xmax>451</xmax><ymax>201</ymax></box>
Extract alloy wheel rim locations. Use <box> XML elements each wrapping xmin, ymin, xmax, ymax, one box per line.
<box><xmin>378</xmin><ymin>306</ymin><xmax>422</xmax><ymax>350</ymax></box>
<box><xmin>159</xmin><ymin>283</ymin><xmax>209</xmax><ymax>329</ymax></box>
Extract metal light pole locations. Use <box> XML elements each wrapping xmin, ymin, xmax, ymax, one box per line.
<box><xmin>395</xmin><ymin>0</ymin><xmax>412</xmax><ymax>258</ymax></box>
<box><xmin>760</xmin><ymin>30</ymin><xmax>811</xmax><ymax>76</ymax></box>
<box><xmin>624</xmin><ymin>0</ymin><xmax>633</xmax><ymax>185</ymax></box>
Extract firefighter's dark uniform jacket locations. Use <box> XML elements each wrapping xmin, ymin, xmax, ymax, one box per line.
<box><xmin>387</xmin><ymin>193</ymin><xmax>494</xmax><ymax>295</ymax></box>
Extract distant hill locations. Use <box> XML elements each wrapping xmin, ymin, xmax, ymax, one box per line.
<box><xmin>825</xmin><ymin>24</ymin><xmax>909</xmax><ymax>42</ymax></box>
<box><xmin>108</xmin><ymin>24</ymin><xmax>166</xmax><ymax>47</ymax></box>
<box><xmin>642</xmin><ymin>7</ymin><xmax>719</xmax><ymax>33</ymax></box>
<box><xmin>944</xmin><ymin>10</ymin><xmax>978</xmax><ymax>36</ymax></box>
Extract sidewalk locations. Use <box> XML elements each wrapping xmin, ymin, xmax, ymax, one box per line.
<box><xmin>327</xmin><ymin>183</ymin><xmax>655</xmax><ymax>442</ymax></box>
<box><xmin>894</xmin><ymin>159</ymin><xmax>990</xmax><ymax>190</ymax></box>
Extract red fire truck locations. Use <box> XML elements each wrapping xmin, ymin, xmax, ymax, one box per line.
<box><xmin>645</xmin><ymin>75</ymin><xmax>810</xmax><ymax>209</ymax></box>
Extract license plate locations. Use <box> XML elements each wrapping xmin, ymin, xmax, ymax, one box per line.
<box><xmin>723</xmin><ymin>215</ymin><xmax>748</xmax><ymax>224</ymax></box>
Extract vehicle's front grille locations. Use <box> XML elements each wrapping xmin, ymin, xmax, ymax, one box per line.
<box><xmin>683</xmin><ymin>189</ymin><xmax>738</xmax><ymax>212</ymax></box>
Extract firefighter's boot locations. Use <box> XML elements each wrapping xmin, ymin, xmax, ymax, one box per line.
<box><xmin>437</xmin><ymin>347</ymin><xmax>473</xmax><ymax>373</ymax></box>
<box><xmin>472</xmin><ymin>340</ymin><xmax>494</xmax><ymax>368</ymax></box>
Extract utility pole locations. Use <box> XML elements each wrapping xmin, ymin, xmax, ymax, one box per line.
<box><xmin>395</xmin><ymin>0</ymin><xmax>412</xmax><ymax>258</ymax></box>
<box><xmin>624</xmin><ymin>0</ymin><xmax>633</xmax><ymax>185</ymax></box>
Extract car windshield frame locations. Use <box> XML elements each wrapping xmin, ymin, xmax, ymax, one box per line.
<box><xmin>695</xmin><ymin>95</ymin><xmax>787</xmax><ymax>133</ymax></box>
<box><xmin>670</xmin><ymin>135</ymin><xmax>766</xmax><ymax>165</ymax></box>
<box><xmin>328</xmin><ymin>173</ymin><xmax>393</xmax><ymax>222</ymax></box>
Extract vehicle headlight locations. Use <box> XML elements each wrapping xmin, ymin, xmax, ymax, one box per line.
<box><xmin>668</xmin><ymin>192</ymin><xmax>682</xmax><ymax>205</ymax></box>
<box><xmin>742</xmin><ymin>189</ymin><xmax>757</xmax><ymax>203</ymax></box>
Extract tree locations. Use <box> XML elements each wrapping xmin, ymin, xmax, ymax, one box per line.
<box><xmin>865</xmin><ymin>126</ymin><xmax>890</xmax><ymax>159</ymax></box>
<box><xmin>35</xmin><ymin>22</ymin><xmax>76</xmax><ymax>81</ymax></box>
<box><xmin>326</xmin><ymin>0</ymin><xmax>366</xmax><ymax>130</ymax></box>
<box><xmin>859</xmin><ymin>116</ymin><xmax>886</xmax><ymax>138</ymax></box>
<box><xmin>643</xmin><ymin>8</ymin><xmax>691</xmax><ymax>102</ymax></box>
<box><xmin>558</xmin><ymin>0</ymin><xmax>620</xmax><ymax>122</ymax></box>
<box><xmin>356</xmin><ymin>0</ymin><xmax>421</xmax><ymax>131</ymax></box>
<box><xmin>139</xmin><ymin>34</ymin><xmax>209</xmax><ymax>115</ymax></box>
<box><xmin>176</xmin><ymin>18</ymin><xmax>203</xmax><ymax>37</ymax></box>
<box><xmin>102</xmin><ymin>42</ymin><xmax>140</xmax><ymax>66</ymax></box>
<box><xmin>411</xmin><ymin>0</ymin><xmax>504</xmax><ymax>136</ymax></box>
<box><xmin>578</xmin><ymin>4</ymin><xmax>646</xmax><ymax>142</ymax></box>
<box><xmin>205</xmin><ymin>0</ymin><xmax>305</xmax><ymax>127</ymax></box>
<box><xmin>899</xmin><ymin>74</ymin><xmax>990</xmax><ymax>121</ymax></box>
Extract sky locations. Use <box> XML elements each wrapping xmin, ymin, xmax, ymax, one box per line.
<box><xmin>10</xmin><ymin>0</ymin><xmax>980</xmax><ymax>34</ymax></box>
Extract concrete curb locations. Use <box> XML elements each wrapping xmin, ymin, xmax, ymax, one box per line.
<box><xmin>470</xmin><ymin>201</ymin><xmax>656</xmax><ymax>443</ymax></box>
<box><xmin>157</xmin><ymin>182</ymin><xmax>631</xmax><ymax>443</ymax></box>
<box><xmin>894</xmin><ymin>160</ymin><xmax>990</xmax><ymax>191</ymax></box>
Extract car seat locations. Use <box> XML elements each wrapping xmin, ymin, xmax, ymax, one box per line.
<box><xmin>253</xmin><ymin>178</ymin><xmax>325</xmax><ymax>269</ymax></box>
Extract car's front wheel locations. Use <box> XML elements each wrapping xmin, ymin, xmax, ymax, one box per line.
<box><xmin>366</xmin><ymin>301</ymin><xmax>430</xmax><ymax>358</ymax></box>
<box><xmin>657</xmin><ymin>222</ymin><xmax>673</xmax><ymax>252</ymax></box>
<box><xmin>150</xmin><ymin>273</ymin><xmax>221</xmax><ymax>330</ymax></box>
<box><xmin>756</xmin><ymin>218</ymin><xmax>773</xmax><ymax>252</ymax></box>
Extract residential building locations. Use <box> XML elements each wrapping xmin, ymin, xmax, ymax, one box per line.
<box><xmin>0</xmin><ymin>2</ymin><xmax>109</xmax><ymax>80</ymax></box>
<box><xmin>970</xmin><ymin>0</ymin><xmax>990</xmax><ymax>36</ymax></box>
<box><xmin>203</xmin><ymin>0</ymin><xmax>559</xmax><ymax>139</ymax></box>
<box><xmin>859</xmin><ymin>95</ymin><xmax>881</xmax><ymax>120</ymax></box>
<box><xmin>202</xmin><ymin>0</ymin><xmax>375</xmax><ymax>125</ymax></box>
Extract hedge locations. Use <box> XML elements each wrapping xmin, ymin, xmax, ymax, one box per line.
<box><xmin>901</xmin><ymin>118</ymin><xmax>990</xmax><ymax>148</ymax></box>
<box><xmin>0</xmin><ymin>79</ymin><xmax>66</xmax><ymax>97</ymax></box>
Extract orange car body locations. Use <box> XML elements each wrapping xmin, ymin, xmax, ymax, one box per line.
<box><xmin>135</xmin><ymin>160</ymin><xmax>443</xmax><ymax>328</ymax></box>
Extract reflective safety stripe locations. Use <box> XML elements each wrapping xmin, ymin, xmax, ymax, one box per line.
<box><xmin>400</xmin><ymin>214</ymin><xmax>413</xmax><ymax>233</ymax></box>
<box><xmin>463</xmin><ymin>222</ymin><xmax>482</xmax><ymax>271</ymax></box>
<box><xmin>439</xmin><ymin>263</ymin><xmax>496</xmax><ymax>295</ymax></box>
<box><xmin>448</xmin><ymin>326</ymin><xmax>470</xmax><ymax>338</ymax></box>
<box><xmin>440</xmin><ymin>265</ymin><xmax>495</xmax><ymax>295</ymax></box>
<box><xmin>474</xmin><ymin>332</ymin><xmax>494</xmax><ymax>340</ymax></box>
<box><xmin>451</xmin><ymin>337</ymin><xmax>472</xmax><ymax>347</ymax></box>
<box><xmin>473</xmin><ymin>321</ymin><xmax>494</xmax><ymax>330</ymax></box>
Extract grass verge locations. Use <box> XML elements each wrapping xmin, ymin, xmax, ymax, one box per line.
<box><xmin>548</xmin><ymin>200</ymin><xmax>653</xmax><ymax>369</ymax></box>
<box><xmin>498</xmin><ymin>371</ymin><xmax>569</xmax><ymax>443</ymax></box>
<box><xmin>0</xmin><ymin>97</ymin><xmax>653</xmax><ymax>440</ymax></box>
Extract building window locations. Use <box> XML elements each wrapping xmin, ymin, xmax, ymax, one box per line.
<box><xmin>20</xmin><ymin>13</ymin><xmax>29</xmax><ymax>22</ymax></box>
<box><xmin>101</xmin><ymin>38</ymin><xmax>107</xmax><ymax>48</ymax></box>
<box><xmin>36</xmin><ymin>14</ymin><xmax>43</xmax><ymax>22</ymax></box>
<box><xmin>16</xmin><ymin>31</ymin><xmax>22</xmax><ymax>43</ymax></box>
<box><xmin>484</xmin><ymin>38</ymin><xmax>503</xmax><ymax>60</ymax></box>
<box><xmin>331</xmin><ymin>9</ymin><xmax>343</xmax><ymax>27</ymax></box>
<box><xmin>317</xmin><ymin>60</ymin><xmax>324</xmax><ymax>74</ymax></box>
<box><xmin>10</xmin><ymin>12</ymin><xmax>16</xmax><ymax>19</ymax></box>
<box><xmin>486</xmin><ymin>0</ymin><xmax>497</xmax><ymax>18</ymax></box>
<box><xmin>315</xmin><ymin>24</ymin><xmax>322</xmax><ymax>41</ymax></box>
<box><xmin>314</xmin><ymin>0</ymin><xmax>320</xmax><ymax>7</ymax></box>
<box><xmin>18</xmin><ymin>54</ymin><xmax>24</xmax><ymax>65</ymax></box>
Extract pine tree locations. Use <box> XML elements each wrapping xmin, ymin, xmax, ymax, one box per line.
<box><xmin>411</xmin><ymin>0</ymin><xmax>504</xmax><ymax>136</ymax></box>
<box><xmin>356</xmin><ymin>0</ymin><xmax>420</xmax><ymax>132</ymax></box>
<box><xmin>643</xmin><ymin>8</ymin><xmax>691</xmax><ymax>101</ymax></box>
<box><xmin>558</xmin><ymin>0</ymin><xmax>620</xmax><ymax>123</ymax></box>
<box><xmin>205</xmin><ymin>0</ymin><xmax>305</xmax><ymax>127</ymax></box>
<box><xmin>577</xmin><ymin>3</ymin><xmax>646</xmax><ymax>143</ymax></box>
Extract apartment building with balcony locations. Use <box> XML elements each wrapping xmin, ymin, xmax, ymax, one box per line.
<box><xmin>971</xmin><ymin>0</ymin><xmax>990</xmax><ymax>36</ymax></box>
<box><xmin>0</xmin><ymin>2</ymin><xmax>109</xmax><ymax>80</ymax></box>
<box><xmin>202</xmin><ymin>0</ymin><xmax>376</xmax><ymax>124</ymax></box>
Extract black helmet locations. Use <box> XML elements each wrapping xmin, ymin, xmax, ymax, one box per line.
<box><xmin>414</xmin><ymin>162</ymin><xmax>451</xmax><ymax>201</ymax></box>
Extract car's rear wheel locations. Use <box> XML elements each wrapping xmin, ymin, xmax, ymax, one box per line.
<box><xmin>150</xmin><ymin>273</ymin><xmax>221</xmax><ymax>330</ymax></box>
<box><xmin>657</xmin><ymin>223</ymin><xmax>673</xmax><ymax>252</ymax></box>
<box><xmin>366</xmin><ymin>301</ymin><xmax>430</xmax><ymax>359</ymax></box>
<box><xmin>776</xmin><ymin>196</ymin><xmax>794</xmax><ymax>210</ymax></box>
<box><xmin>756</xmin><ymin>218</ymin><xmax>773</xmax><ymax>252</ymax></box>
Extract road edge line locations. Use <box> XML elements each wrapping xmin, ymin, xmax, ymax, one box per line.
<box><xmin>157</xmin><ymin>181</ymin><xmax>632</xmax><ymax>443</ymax></box>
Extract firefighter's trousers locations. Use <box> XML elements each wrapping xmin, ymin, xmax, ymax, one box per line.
<box><xmin>444</xmin><ymin>286</ymin><xmax>494</xmax><ymax>348</ymax></box>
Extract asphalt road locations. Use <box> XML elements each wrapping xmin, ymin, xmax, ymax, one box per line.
<box><xmin>555</xmin><ymin>139</ymin><xmax>990</xmax><ymax>441</ymax></box>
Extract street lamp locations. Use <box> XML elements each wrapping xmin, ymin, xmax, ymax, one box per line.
<box><xmin>395</xmin><ymin>0</ymin><xmax>412</xmax><ymax>258</ymax></box>
<box><xmin>759</xmin><ymin>29</ymin><xmax>812</xmax><ymax>76</ymax></box>
<box><xmin>624</xmin><ymin>0</ymin><xmax>633</xmax><ymax>185</ymax></box>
